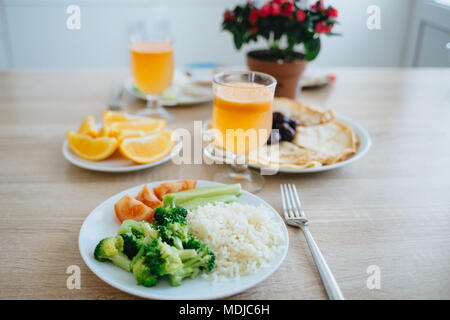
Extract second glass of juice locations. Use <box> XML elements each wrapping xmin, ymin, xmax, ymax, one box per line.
<box><xmin>210</xmin><ymin>71</ymin><xmax>277</xmax><ymax>192</ymax></box>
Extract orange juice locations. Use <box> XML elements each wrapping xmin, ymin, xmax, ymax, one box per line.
<box><xmin>131</xmin><ymin>42</ymin><xmax>174</xmax><ymax>95</ymax></box>
<box><xmin>212</xmin><ymin>83</ymin><xmax>273</xmax><ymax>155</ymax></box>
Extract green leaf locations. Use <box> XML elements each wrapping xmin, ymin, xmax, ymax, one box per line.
<box><xmin>233</xmin><ymin>32</ymin><xmax>244</xmax><ymax>50</ymax></box>
<box><xmin>304</xmin><ymin>37</ymin><xmax>321</xmax><ymax>61</ymax></box>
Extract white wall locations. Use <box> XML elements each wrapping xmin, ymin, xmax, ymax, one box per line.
<box><xmin>0</xmin><ymin>0</ymin><xmax>415</xmax><ymax>69</ymax></box>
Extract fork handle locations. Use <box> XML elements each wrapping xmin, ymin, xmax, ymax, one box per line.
<box><xmin>301</xmin><ymin>225</ymin><xmax>345</xmax><ymax>300</ymax></box>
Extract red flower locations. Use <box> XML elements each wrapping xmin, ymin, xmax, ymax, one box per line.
<box><xmin>275</xmin><ymin>0</ymin><xmax>294</xmax><ymax>4</ymax></box>
<box><xmin>249</xmin><ymin>8</ymin><xmax>259</xmax><ymax>24</ymax></box>
<box><xmin>327</xmin><ymin>7</ymin><xmax>338</xmax><ymax>18</ymax></box>
<box><xmin>310</xmin><ymin>1</ymin><xmax>325</xmax><ymax>11</ymax></box>
<box><xmin>271</xmin><ymin>2</ymin><xmax>281</xmax><ymax>15</ymax></box>
<box><xmin>260</xmin><ymin>3</ymin><xmax>271</xmax><ymax>17</ymax></box>
<box><xmin>315</xmin><ymin>21</ymin><xmax>332</xmax><ymax>34</ymax></box>
<box><xmin>281</xmin><ymin>2</ymin><xmax>294</xmax><ymax>16</ymax></box>
<box><xmin>223</xmin><ymin>10</ymin><xmax>235</xmax><ymax>21</ymax></box>
<box><xmin>250</xmin><ymin>26</ymin><xmax>259</xmax><ymax>34</ymax></box>
<box><xmin>296</xmin><ymin>9</ymin><xmax>305</xmax><ymax>22</ymax></box>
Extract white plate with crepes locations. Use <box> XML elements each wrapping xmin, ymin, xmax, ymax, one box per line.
<box><xmin>203</xmin><ymin>98</ymin><xmax>371</xmax><ymax>174</ymax></box>
<box><xmin>78</xmin><ymin>180</ymin><xmax>289</xmax><ymax>300</ymax></box>
<box><xmin>249</xmin><ymin>115</ymin><xmax>371</xmax><ymax>173</ymax></box>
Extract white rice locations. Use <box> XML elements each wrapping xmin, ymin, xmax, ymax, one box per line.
<box><xmin>187</xmin><ymin>202</ymin><xmax>284</xmax><ymax>282</ymax></box>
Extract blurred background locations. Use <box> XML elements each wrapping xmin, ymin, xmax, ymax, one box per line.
<box><xmin>0</xmin><ymin>0</ymin><xmax>449</xmax><ymax>70</ymax></box>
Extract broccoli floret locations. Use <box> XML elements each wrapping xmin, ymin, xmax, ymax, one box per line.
<box><xmin>154</xmin><ymin>206</ymin><xmax>188</xmax><ymax>226</ymax></box>
<box><xmin>94</xmin><ymin>236</ymin><xmax>131</xmax><ymax>271</ymax></box>
<box><xmin>185</xmin><ymin>236</ymin><xmax>215</xmax><ymax>272</ymax></box>
<box><xmin>120</xmin><ymin>233</ymin><xmax>140</xmax><ymax>260</ymax></box>
<box><xmin>118</xmin><ymin>220</ymin><xmax>145</xmax><ymax>238</ymax></box>
<box><xmin>132</xmin><ymin>256</ymin><xmax>158</xmax><ymax>287</ymax></box>
<box><xmin>130</xmin><ymin>238</ymin><xmax>184</xmax><ymax>287</ymax></box>
<box><xmin>117</xmin><ymin>220</ymin><xmax>159</xmax><ymax>260</ymax></box>
<box><xmin>159</xmin><ymin>221</ymin><xmax>190</xmax><ymax>249</ymax></box>
<box><xmin>167</xmin><ymin>236</ymin><xmax>216</xmax><ymax>286</ymax></box>
<box><xmin>154</xmin><ymin>206</ymin><xmax>190</xmax><ymax>249</ymax></box>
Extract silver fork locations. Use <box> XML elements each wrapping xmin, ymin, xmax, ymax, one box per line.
<box><xmin>280</xmin><ymin>184</ymin><xmax>345</xmax><ymax>300</ymax></box>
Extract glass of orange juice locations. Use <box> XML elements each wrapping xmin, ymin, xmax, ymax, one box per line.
<box><xmin>209</xmin><ymin>71</ymin><xmax>276</xmax><ymax>192</ymax></box>
<box><xmin>130</xmin><ymin>20</ymin><xmax>174</xmax><ymax>121</ymax></box>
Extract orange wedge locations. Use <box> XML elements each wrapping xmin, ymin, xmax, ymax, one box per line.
<box><xmin>98</xmin><ymin>124</ymin><xmax>112</xmax><ymax>137</ymax></box>
<box><xmin>118</xmin><ymin>130</ymin><xmax>151</xmax><ymax>141</ymax></box>
<box><xmin>103</xmin><ymin>111</ymin><xmax>132</xmax><ymax>125</ymax></box>
<box><xmin>102</xmin><ymin>111</ymin><xmax>151</xmax><ymax>126</ymax></box>
<box><xmin>119</xmin><ymin>131</ymin><xmax>176</xmax><ymax>164</ymax></box>
<box><xmin>77</xmin><ymin>115</ymin><xmax>98</xmax><ymax>138</ymax></box>
<box><xmin>67</xmin><ymin>131</ymin><xmax>118</xmax><ymax>161</ymax></box>
<box><xmin>110</xmin><ymin>119</ymin><xmax>166</xmax><ymax>137</ymax></box>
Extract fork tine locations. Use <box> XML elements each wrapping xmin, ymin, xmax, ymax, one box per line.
<box><xmin>279</xmin><ymin>184</ymin><xmax>289</xmax><ymax>220</ymax></box>
<box><xmin>283</xmin><ymin>184</ymin><xmax>295</xmax><ymax>218</ymax></box>
<box><xmin>287</xmin><ymin>184</ymin><xmax>301</xmax><ymax>218</ymax></box>
<box><xmin>291</xmin><ymin>184</ymin><xmax>305</xmax><ymax>218</ymax></box>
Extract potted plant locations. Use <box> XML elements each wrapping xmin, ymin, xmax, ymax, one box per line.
<box><xmin>222</xmin><ymin>0</ymin><xmax>339</xmax><ymax>98</ymax></box>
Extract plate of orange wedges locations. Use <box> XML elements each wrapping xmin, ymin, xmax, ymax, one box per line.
<box><xmin>63</xmin><ymin>111</ymin><xmax>181</xmax><ymax>172</ymax></box>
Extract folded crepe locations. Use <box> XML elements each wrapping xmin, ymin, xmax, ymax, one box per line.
<box><xmin>249</xmin><ymin>141</ymin><xmax>323</xmax><ymax>169</ymax></box>
<box><xmin>273</xmin><ymin>97</ymin><xmax>334</xmax><ymax>126</ymax></box>
<box><xmin>293</xmin><ymin>121</ymin><xmax>360</xmax><ymax>165</ymax></box>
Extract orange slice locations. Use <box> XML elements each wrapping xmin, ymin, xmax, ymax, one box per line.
<box><xmin>119</xmin><ymin>131</ymin><xmax>176</xmax><ymax>164</ymax></box>
<box><xmin>110</xmin><ymin>119</ymin><xmax>166</xmax><ymax>137</ymax></box>
<box><xmin>77</xmin><ymin>115</ymin><xmax>98</xmax><ymax>138</ymax></box>
<box><xmin>98</xmin><ymin>124</ymin><xmax>112</xmax><ymax>137</ymax></box>
<box><xmin>67</xmin><ymin>131</ymin><xmax>118</xmax><ymax>161</ymax></box>
<box><xmin>102</xmin><ymin>111</ymin><xmax>150</xmax><ymax>126</ymax></box>
<box><xmin>118</xmin><ymin>130</ymin><xmax>155</xmax><ymax>141</ymax></box>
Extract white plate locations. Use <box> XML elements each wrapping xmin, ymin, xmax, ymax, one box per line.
<box><xmin>78</xmin><ymin>180</ymin><xmax>289</xmax><ymax>300</ymax></box>
<box><xmin>203</xmin><ymin>116</ymin><xmax>371</xmax><ymax>174</ymax></box>
<box><xmin>124</xmin><ymin>72</ymin><xmax>213</xmax><ymax>106</ymax></box>
<box><xmin>62</xmin><ymin>139</ymin><xmax>181</xmax><ymax>173</ymax></box>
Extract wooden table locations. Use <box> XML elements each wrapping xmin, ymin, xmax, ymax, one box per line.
<box><xmin>0</xmin><ymin>68</ymin><xmax>449</xmax><ymax>300</ymax></box>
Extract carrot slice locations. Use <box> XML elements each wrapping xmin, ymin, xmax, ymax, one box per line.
<box><xmin>153</xmin><ymin>179</ymin><xmax>197</xmax><ymax>200</ymax></box>
<box><xmin>136</xmin><ymin>185</ymin><xmax>163</xmax><ymax>209</ymax></box>
<box><xmin>114</xmin><ymin>195</ymin><xmax>154</xmax><ymax>223</ymax></box>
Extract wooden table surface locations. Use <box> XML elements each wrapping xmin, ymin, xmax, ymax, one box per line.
<box><xmin>0</xmin><ymin>68</ymin><xmax>449</xmax><ymax>300</ymax></box>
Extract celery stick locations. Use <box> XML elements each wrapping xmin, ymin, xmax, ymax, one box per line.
<box><xmin>182</xmin><ymin>194</ymin><xmax>238</xmax><ymax>210</ymax></box>
<box><xmin>163</xmin><ymin>184</ymin><xmax>241</xmax><ymax>207</ymax></box>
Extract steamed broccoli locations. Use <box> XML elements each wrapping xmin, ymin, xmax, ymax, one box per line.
<box><xmin>120</xmin><ymin>233</ymin><xmax>140</xmax><ymax>260</ymax></box>
<box><xmin>154</xmin><ymin>206</ymin><xmax>191</xmax><ymax>249</ymax></box>
<box><xmin>185</xmin><ymin>236</ymin><xmax>215</xmax><ymax>272</ymax></box>
<box><xmin>118</xmin><ymin>219</ymin><xmax>145</xmax><ymax>238</ymax></box>
<box><xmin>117</xmin><ymin>220</ymin><xmax>160</xmax><ymax>259</ymax></box>
<box><xmin>158</xmin><ymin>221</ymin><xmax>190</xmax><ymax>250</ymax></box>
<box><xmin>154</xmin><ymin>206</ymin><xmax>188</xmax><ymax>225</ymax></box>
<box><xmin>94</xmin><ymin>236</ymin><xmax>131</xmax><ymax>271</ymax></box>
<box><xmin>131</xmin><ymin>238</ymin><xmax>184</xmax><ymax>287</ymax></box>
<box><xmin>94</xmin><ymin>206</ymin><xmax>215</xmax><ymax>287</ymax></box>
<box><xmin>168</xmin><ymin>237</ymin><xmax>216</xmax><ymax>286</ymax></box>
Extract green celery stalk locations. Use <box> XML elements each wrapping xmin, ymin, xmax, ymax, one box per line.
<box><xmin>163</xmin><ymin>184</ymin><xmax>241</xmax><ymax>207</ymax></box>
<box><xmin>181</xmin><ymin>194</ymin><xmax>238</xmax><ymax>210</ymax></box>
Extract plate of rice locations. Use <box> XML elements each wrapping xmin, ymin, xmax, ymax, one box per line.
<box><xmin>79</xmin><ymin>180</ymin><xmax>289</xmax><ymax>300</ymax></box>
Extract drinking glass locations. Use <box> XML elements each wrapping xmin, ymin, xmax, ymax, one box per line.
<box><xmin>207</xmin><ymin>71</ymin><xmax>277</xmax><ymax>193</ymax></box>
<box><xmin>130</xmin><ymin>20</ymin><xmax>174</xmax><ymax>121</ymax></box>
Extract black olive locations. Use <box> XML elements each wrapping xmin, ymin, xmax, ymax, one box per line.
<box><xmin>267</xmin><ymin>131</ymin><xmax>281</xmax><ymax>145</ymax></box>
<box><xmin>279</xmin><ymin>123</ymin><xmax>296</xmax><ymax>142</ymax></box>
<box><xmin>273</xmin><ymin>112</ymin><xmax>290</xmax><ymax>126</ymax></box>
<box><xmin>288</xmin><ymin>118</ymin><xmax>300</xmax><ymax>129</ymax></box>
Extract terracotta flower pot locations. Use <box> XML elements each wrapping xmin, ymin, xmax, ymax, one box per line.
<box><xmin>246</xmin><ymin>50</ymin><xmax>307</xmax><ymax>99</ymax></box>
